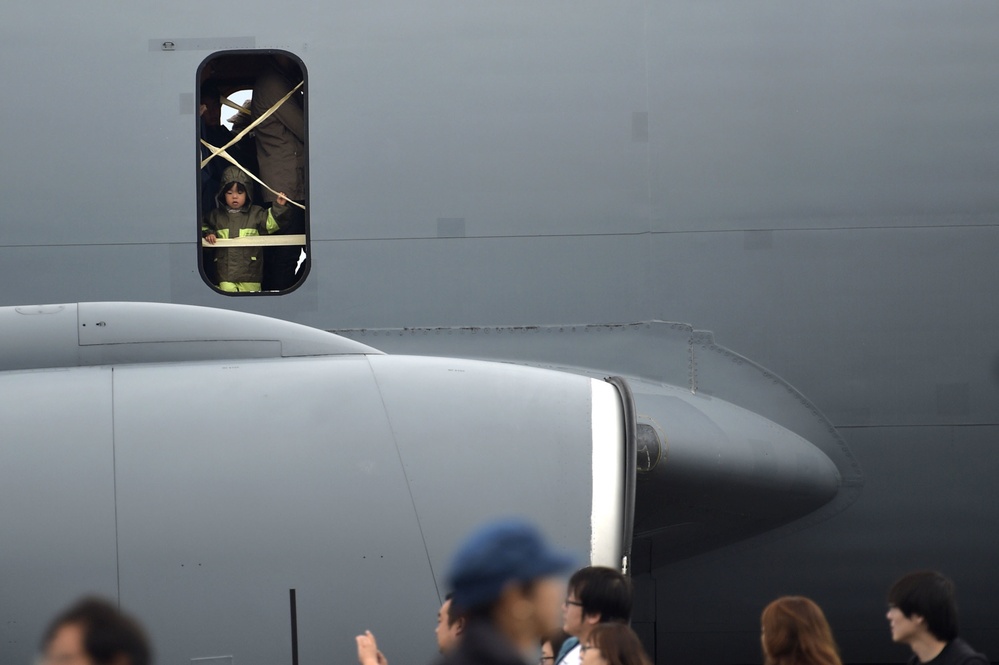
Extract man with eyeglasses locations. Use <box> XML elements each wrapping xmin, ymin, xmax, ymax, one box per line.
<box><xmin>555</xmin><ymin>567</ymin><xmax>632</xmax><ymax>665</ymax></box>
<box><xmin>540</xmin><ymin>630</ymin><xmax>569</xmax><ymax>665</ymax></box>
<box><xmin>38</xmin><ymin>597</ymin><xmax>151</xmax><ymax>665</ymax></box>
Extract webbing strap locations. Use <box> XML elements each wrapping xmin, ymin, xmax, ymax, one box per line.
<box><xmin>221</xmin><ymin>98</ymin><xmax>250</xmax><ymax>115</ymax></box>
<box><xmin>200</xmin><ymin>80</ymin><xmax>304</xmax><ymax>169</ymax></box>
<box><xmin>201</xmin><ymin>138</ymin><xmax>307</xmax><ymax>211</ymax></box>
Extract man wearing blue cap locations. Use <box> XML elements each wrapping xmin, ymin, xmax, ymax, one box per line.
<box><xmin>441</xmin><ymin>518</ymin><xmax>576</xmax><ymax>665</ymax></box>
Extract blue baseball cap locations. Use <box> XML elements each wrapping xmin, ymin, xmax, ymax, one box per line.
<box><xmin>446</xmin><ymin>518</ymin><xmax>577</xmax><ymax>610</ymax></box>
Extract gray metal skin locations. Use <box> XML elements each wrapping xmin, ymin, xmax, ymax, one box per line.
<box><xmin>0</xmin><ymin>1</ymin><xmax>998</xmax><ymax>664</ymax></box>
<box><xmin>0</xmin><ymin>304</ymin><xmax>613</xmax><ymax>665</ymax></box>
<box><xmin>340</xmin><ymin>323</ymin><xmax>856</xmax><ymax>567</ymax></box>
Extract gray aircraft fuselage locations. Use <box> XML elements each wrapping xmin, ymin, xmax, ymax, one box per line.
<box><xmin>2</xmin><ymin>303</ymin><xmax>631</xmax><ymax>665</ymax></box>
<box><xmin>1</xmin><ymin>2</ymin><xmax>998</xmax><ymax>664</ymax></box>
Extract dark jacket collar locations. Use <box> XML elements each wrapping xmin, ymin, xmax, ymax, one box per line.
<box><xmin>441</xmin><ymin>620</ymin><xmax>531</xmax><ymax>665</ymax></box>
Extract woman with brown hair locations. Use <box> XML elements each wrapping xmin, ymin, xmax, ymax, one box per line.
<box><xmin>761</xmin><ymin>596</ymin><xmax>842</xmax><ymax>665</ymax></box>
<box><xmin>580</xmin><ymin>623</ymin><xmax>653</xmax><ymax>665</ymax></box>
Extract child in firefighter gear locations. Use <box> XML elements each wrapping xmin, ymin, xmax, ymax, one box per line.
<box><xmin>203</xmin><ymin>166</ymin><xmax>290</xmax><ymax>292</ymax></box>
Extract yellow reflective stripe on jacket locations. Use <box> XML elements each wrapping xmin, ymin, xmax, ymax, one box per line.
<box><xmin>238</xmin><ymin>228</ymin><xmax>261</xmax><ymax>237</ymax></box>
<box><xmin>265</xmin><ymin>209</ymin><xmax>280</xmax><ymax>234</ymax></box>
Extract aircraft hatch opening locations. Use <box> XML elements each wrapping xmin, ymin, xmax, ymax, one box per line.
<box><xmin>196</xmin><ymin>50</ymin><xmax>310</xmax><ymax>295</ymax></box>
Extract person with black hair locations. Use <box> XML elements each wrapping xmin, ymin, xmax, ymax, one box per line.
<box><xmin>355</xmin><ymin>595</ymin><xmax>466</xmax><ymax>665</ymax></box>
<box><xmin>541</xmin><ymin>630</ymin><xmax>570</xmax><ymax>665</ymax></box>
<box><xmin>202</xmin><ymin>165</ymin><xmax>291</xmax><ymax>292</ymax></box>
<box><xmin>435</xmin><ymin>594</ymin><xmax>466</xmax><ymax>654</ymax></box>
<box><xmin>556</xmin><ymin>567</ymin><xmax>632</xmax><ymax>665</ymax></box>
<box><xmin>200</xmin><ymin>81</ymin><xmax>236</xmax><ymax>215</ymax></box>
<box><xmin>39</xmin><ymin>596</ymin><xmax>151</xmax><ymax>665</ymax></box>
<box><xmin>887</xmin><ymin>570</ymin><xmax>988</xmax><ymax>665</ymax></box>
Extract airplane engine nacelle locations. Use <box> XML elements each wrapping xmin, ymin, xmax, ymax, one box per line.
<box><xmin>0</xmin><ymin>303</ymin><xmax>628</xmax><ymax>665</ymax></box>
<box><xmin>327</xmin><ymin>322</ymin><xmax>857</xmax><ymax>570</ymax></box>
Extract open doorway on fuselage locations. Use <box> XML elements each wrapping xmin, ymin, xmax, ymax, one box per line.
<box><xmin>197</xmin><ymin>50</ymin><xmax>310</xmax><ymax>295</ymax></box>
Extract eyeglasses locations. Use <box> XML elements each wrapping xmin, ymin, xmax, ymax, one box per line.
<box><xmin>564</xmin><ymin>599</ymin><xmax>584</xmax><ymax>608</ymax></box>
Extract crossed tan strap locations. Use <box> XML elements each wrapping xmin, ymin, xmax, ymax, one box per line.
<box><xmin>200</xmin><ymin>80</ymin><xmax>307</xmax><ymax>211</ymax></box>
<box><xmin>201</xmin><ymin>138</ymin><xmax>306</xmax><ymax>211</ymax></box>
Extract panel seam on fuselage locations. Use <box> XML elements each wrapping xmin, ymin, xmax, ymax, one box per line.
<box><xmin>361</xmin><ymin>356</ymin><xmax>441</xmax><ymax>603</ymax></box>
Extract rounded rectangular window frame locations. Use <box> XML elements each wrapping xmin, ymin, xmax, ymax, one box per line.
<box><xmin>196</xmin><ymin>49</ymin><xmax>311</xmax><ymax>296</ymax></box>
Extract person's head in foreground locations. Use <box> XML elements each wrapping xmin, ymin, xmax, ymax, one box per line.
<box><xmin>447</xmin><ymin>518</ymin><xmax>576</xmax><ymax>658</ymax></box>
<box><xmin>40</xmin><ymin>596</ymin><xmax>152</xmax><ymax>665</ymax></box>
<box><xmin>886</xmin><ymin>570</ymin><xmax>958</xmax><ymax>646</ymax></box>
<box><xmin>760</xmin><ymin>596</ymin><xmax>841</xmax><ymax>665</ymax></box>
<box><xmin>580</xmin><ymin>623</ymin><xmax>651</xmax><ymax>665</ymax></box>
